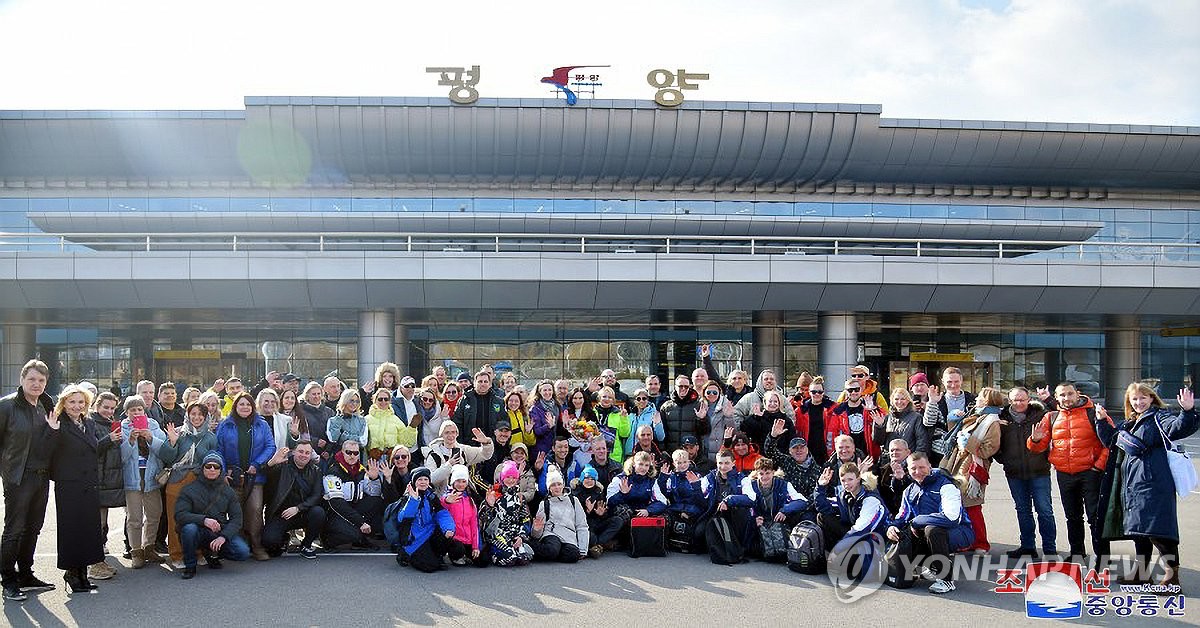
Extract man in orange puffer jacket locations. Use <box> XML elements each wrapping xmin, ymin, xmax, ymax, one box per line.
<box><xmin>1027</xmin><ymin>382</ymin><xmax>1112</xmax><ymax>562</ymax></box>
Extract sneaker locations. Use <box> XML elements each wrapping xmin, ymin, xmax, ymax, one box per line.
<box><xmin>588</xmin><ymin>545</ymin><xmax>604</xmax><ymax>559</ymax></box>
<box><xmin>2</xmin><ymin>585</ymin><xmax>27</xmax><ymax>602</ymax></box>
<box><xmin>203</xmin><ymin>554</ymin><xmax>223</xmax><ymax>570</ymax></box>
<box><xmin>919</xmin><ymin>567</ymin><xmax>937</xmax><ymax>581</ymax></box>
<box><xmin>251</xmin><ymin>549</ymin><xmax>271</xmax><ymax>561</ymax></box>
<box><xmin>18</xmin><ymin>575</ymin><xmax>56</xmax><ymax>592</ymax></box>
<box><xmin>180</xmin><ymin>567</ymin><xmax>196</xmax><ymax>580</ymax></box>
<box><xmin>299</xmin><ymin>546</ymin><xmax>318</xmax><ymax>560</ymax></box>
<box><xmin>452</xmin><ymin>557</ymin><xmax>470</xmax><ymax>566</ymax></box>
<box><xmin>929</xmin><ymin>579</ymin><xmax>956</xmax><ymax>594</ymax></box>
<box><xmin>141</xmin><ymin>546</ymin><xmax>163</xmax><ymax>564</ymax></box>
<box><xmin>88</xmin><ymin>562</ymin><xmax>116</xmax><ymax>580</ymax></box>
<box><xmin>154</xmin><ymin>541</ymin><xmax>168</xmax><ymax>555</ymax></box>
<box><xmin>130</xmin><ymin>549</ymin><xmax>146</xmax><ymax>569</ymax></box>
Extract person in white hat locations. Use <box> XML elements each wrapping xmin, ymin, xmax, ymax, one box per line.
<box><xmin>530</xmin><ymin>467</ymin><xmax>589</xmax><ymax>563</ymax></box>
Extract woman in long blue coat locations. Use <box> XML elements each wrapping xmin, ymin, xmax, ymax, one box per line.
<box><xmin>1097</xmin><ymin>383</ymin><xmax>1197</xmax><ymax>590</ymax></box>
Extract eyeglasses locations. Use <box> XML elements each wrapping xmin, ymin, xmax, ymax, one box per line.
<box><xmin>704</xmin><ymin>390</ymin><xmax>720</xmax><ymax>396</ymax></box>
<box><xmin>393</xmin><ymin>454</ymin><xmax>410</xmax><ymax>460</ymax></box>
<box><xmin>846</xmin><ymin>388</ymin><xmax>860</xmax><ymax>393</ymax></box>
<box><xmin>342</xmin><ymin>450</ymin><xmax>360</xmax><ymax>457</ymax></box>
<box><xmin>402</xmin><ymin>384</ymin><xmax>415</xmax><ymax>389</ymax></box>
<box><xmin>810</xmin><ymin>389</ymin><xmax>824</xmax><ymax>394</ymax></box>
<box><xmin>851</xmin><ymin>373</ymin><xmax>867</xmax><ymax>378</ymax></box>
<box><xmin>444</xmin><ymin>390</ymin><xmax>458</xmax><ymax>396</ymax></box>
<box><xmin>376</xmin><ymin>397</ymin><xmax>391</xmax><ymax>402</ymax></box>
<box><xmin>678</xmin><ymin>384</ymin><xmax>691</xmax><ymax>389</ymax></box>
<box><xmin>635</xmin><ymin>396</ymin><xmax>649</xmax><ymax>400</ymax></box>
<box><xmin>420</xmin><ymin>397</ymin><xmax>436</xmax><ymax>403</ymax></box>
<box><xmin>202</xmin><ymin>463</ymin><xmax>221</xmax><ymax>470</ymax></box>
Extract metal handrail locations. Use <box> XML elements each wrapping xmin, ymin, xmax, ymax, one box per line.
<box><xmin>0</xmin><ymin>231</ymin><xmax>1197</xmax><ymax>259</ymax></box>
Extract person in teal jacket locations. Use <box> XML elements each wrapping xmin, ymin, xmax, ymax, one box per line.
<box><xmin>624</xmin><ymin>388</ymin><xmax>665</xmax><ymax>458</ymax></box>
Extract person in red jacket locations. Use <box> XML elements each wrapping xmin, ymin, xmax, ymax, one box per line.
<box><xmin>1027</xmin><ymin>382</ymin><xmax>1112</xmax><ymax>563</ymax></box>
<box><xmin>830</xmin><ymin>380</ymin><xmax>884</xmax><ymax>459</ymax></box>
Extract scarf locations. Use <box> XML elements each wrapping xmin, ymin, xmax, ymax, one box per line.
<box><xmin>334</xmin><ymin>452</ymin><xmax>366</xmax><ymax>479</ymax></box>
<box><xmin>177</xmin><ymin>420</ymin><xmax>209</xmax><ymax>468</ymax></box>
<box><xmin>537</xmin><ymin>398</ymin><xmax>560</xmax><ymax>422</ymax></box>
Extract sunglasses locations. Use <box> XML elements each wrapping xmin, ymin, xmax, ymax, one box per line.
<box><xmin>810</xmin><ymin>389</ymin><xmax>825</xmax><ymax>394</ymax></box>
<box><xmin>342</xmin><ymin>450</ymin><xmax>360</xmax><ymax>457</ymax></box>
<box><xmin>704</xmin><ymin>390</ymin><xmax>720</xmax><ymax>396</ymax></box>
<box><xmin>846</xmin><ymin>388</ymin><xmax>861</xmax><ymax>393</ymax></box>
<box><xmin>393</xmin><ymin>454</ymin><xmax>410</xmax><ymax>460</ymax></box>
<box><xmin>678</xmin><ymin>384</ymin><xmax>691</xmax><ymax>389</ymax></box>
<box><xmin>851</xmin><ymin>373</ymin><xmax>867</xmax><ymax>378</ymax></box>
<box><xmin>376</xmin><ymin>397</ymin><xmax>391</xmax><ymax>402</ymax></box>
<box><xmin>202</xmin><ymin>463</ymin><xmax>221</xmax><ymax>470</ymax></box>
<box><xmin>444</xmin><ymin>390</ymin><xmax>458</xmax><ymax>395</ymax></box>
<box><xmin>421</xmin><ymin>397</ymin><xmax>436</xmax><ymax>402</ymax></box>
<box><xmin>402</xmin><ymin>384</ymin><xmax>415</xmax><ymax>389</ymax></box>
<box><xmin>635</xmin><ymin>396</ymin><xmax>649</xmax><ymax>400</ymax></box>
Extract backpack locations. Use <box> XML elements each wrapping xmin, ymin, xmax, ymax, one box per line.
<box><xmin>884</xmin><ymin>527</ymin><xmax>916</xmax><ymax>589</ymax></box>
<box><xmin>382</xmin><ymin>498</ymin><xmax>408</xmax><ymax>552</ymax></box>
<box><xmin>786</xmin><ymin>520</ymin><xmax>826</xmax><ymax>574</ymax></box>
<box><xmin>666</xmin><ymin>513</ymin><xmax>699</xmax><ymax>554</ymax></box>
<box><xmin>628</xmin><ymin>516</ymin><xmax>667</xmax><ymax>558</ymax></box>
<box><xmin>705</xmin><ymin>516</ymin><xmax>743</xmax><ymax>565</ymax></box>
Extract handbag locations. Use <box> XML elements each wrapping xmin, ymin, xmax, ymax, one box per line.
<box><xmin>1157</xmin><ymin>418</ymin><xmax>1198</xmax><ymax>498</ymax></box>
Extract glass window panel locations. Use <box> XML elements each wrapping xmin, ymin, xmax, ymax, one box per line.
<box><xmin>69</xmin><ymin>198</ymin><xmax>108</xmax><ymax>211</ymax></box>
<box><xmin>313</xmin><ymin>198</ymin><xmax>351</xmax><ymax>212</ymax></box>
<box><xmin>596</xmin><ymin>199</ymin><xmax>634</xmax><ymax>213</ymax></box>
<box><xmin>761</xmin><ymin>201</ymin><xmax>803</xmax><ymax>216</ymax></box>
<box><xmin>869</xmin><ymin>204</ymin><xmax>911</xmax><ymax>218</ymax></box>
<box><xmin>271</xmin><ymin>198</ymin><xmax>312</xmax><ymax>212</ymax></box>
<box><xmin>635</xmin><ymin>200</ymin><xmax>675</xmax><ymax>214</ymax></box>
<box><xmin>229</xmin><ymin>198</ymin><xmax>269</xmax><ymax>212</ymax></box>
<box><xmin>393</xmin><ymin>198</ymin><xmax>432</xmax><ymax>212</ymax></box>
<box><xmin>512</xmin><ymin>198</ymin><xmax>551</xmax><ymax>213</ymax></box>
<box><xmin>1062</xmin><ymin>207</ymin><xmax>1100</xmax><ymax>221</ymax></box>
<box><xmin>676</xmin><ymin>200</ymin><xmax>715</xmax><ymax>215</ymax></box>
<box><xmin>832</xmin><ymin>203</ymin><xmax>872</xmax><ymax>217</ymax></box>
<box><xmin>0</xmin><ymin>212</ymin><xmax>28</xmax><ymax>227</ymax></box>
<box><xmin>1115</xmin><ymin>209</ymin><xmax>1149</xmax><ymax>222</ymax></box>
<box><xmin>1025</xmin><ymin>206</ymin><xmax>1063</xmax><ymax>221</ymax></box>
<box><xmin>986</xmin><ymin>205</ymin><xmax>1024</xmax><ymax>220</ymax></box>
<box><xmin>432</xmin><ymin>198</ymin><xmax>472</xmax><ymax>212</ymax></box>
<box><xmin>909</xmin><ymin>204</ymin><xmax>948</xmax><ymax>218</ymax></box>
<box><xmin>947</xmin><ymin>205</ymin><xmax>986</xmax><ymax>218</ymax></box>
<box><xmin>715</xmin><ymin>201</ymin><xmax>753</xmax><ymax>215</ymax></box>
<box><xmin>190</xmin><ymin>197</ymin><xmax>229</xmax><ymax>212</ymax></box>
<box><xmin>553</xmin><ymin>198</ymin><xmax>594</xmax><ymax>213</ymax></box>
<box><xmin>108</xmin><ymin>197</ymin><xmax>148</xmax><ymax>212</ymax></box>
<box><xmin>28</xmin><ymin>198</ymin><xmax>67</xmax><ymax>212</ymax></box>
<box><xmin>148</xmin><ymin>197</ymin><xmax>189</xmax><ymax>212</ymax></box>
<box><xmin>350</xmin><ymin>198</ymin><xmax>389</xmax><ymax>212</ymax></box>
<box><xmin>1113</xmin><ymin>221</ymin><xmax>1150</xmax><ymax>240</ymax></box>
<box><xmin>1151</xmin><ymin>221</ymin><xmax>1188</xmax><ymax>240</ymax></box>
<box><xmin>1152</xmin><ymin>209</ymin><xmax>1190</xmax><ymax>224</ymax></box>
<box><xmin>475</xmin><ymin>198</ymin><xmax>514</xmax><ymax>212</ymax></box>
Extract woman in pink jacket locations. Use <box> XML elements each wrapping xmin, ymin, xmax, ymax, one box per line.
<box><xmin>440</xmin><ymin>465</ymin><xmax>482</xmax><ymax>566</ymax></box>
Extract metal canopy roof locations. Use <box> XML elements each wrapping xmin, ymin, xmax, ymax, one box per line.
<box><xmin>1</xmin><ymin>97</ymin><xmax>1198</xmax><ymax>191</ymax></box>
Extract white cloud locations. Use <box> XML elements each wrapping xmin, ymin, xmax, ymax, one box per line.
<box><xmin>0</xmin><ymin>0</ymin><xmax>1195</xmax><ymax>124</ymax></box>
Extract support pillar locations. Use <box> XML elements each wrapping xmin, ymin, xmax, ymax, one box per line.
<box><xmin>752</xmin><ymin>312</ymin><xmax>784</xmax><ymax>382</ymax></box>
<box><xmin>358</xmin><ymin>309</ymin><xmax>394</xmax><ymax>386</ymax></box>
<box><xmin>1103</xmin><ymin>314</ymin><xmax>1141</xmax><ymax>408</ymax></box>
<box><xmin>2</xmin><ymin>324</ymin><xmax>35</xmax><ymax>390</ymax></box>
<box><xmin>818</xmin><ymin>312</ymin><xmax>858</xmax><ymax>387</ymax></box>
<box><xmin>393</xmin><ymin>320</ymin><xmax>410</xmax><ymax>378</ymax></box>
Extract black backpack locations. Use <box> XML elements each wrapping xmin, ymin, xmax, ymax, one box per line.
<box><xmin>705</xmin><ymin>515</ymin><xmax>744</xmax><ymax>565</ymax></box>
<box><xmin>884</xmin><ymin>528</ymin><xmax>917</xmax><ymax>589</ymax></box>
<box><xmin>786</xmin><ymin>520</ymin><xmax>826</xmax><ymax>574</ymax></box>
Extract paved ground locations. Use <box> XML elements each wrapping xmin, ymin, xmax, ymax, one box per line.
<box><xmin>4</xmin><ymin>448</ymin><xmax>1200</xmax><ymax>627</ymax></box>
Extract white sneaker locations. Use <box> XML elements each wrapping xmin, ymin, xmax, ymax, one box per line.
<box><xmin>87</xmin><ymin>563</ymin><xmax>116</xmax><ymax>580</ymax></box>
<box><xmin>929</xmin><ymin>579</ymin><xmax>956</xmax><ymax>594</ymax></box>
<box><xmin>919</xmin><ymin>567</ymin><xmax>937</xmax><ymax>581</ymax></box>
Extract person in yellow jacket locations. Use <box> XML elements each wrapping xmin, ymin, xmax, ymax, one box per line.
<box><xmin>505</xmin><ymin>390</ymin><xmax>537</xmax><ymax>449</ymax></box>
<box><xmin>365</xmin><ymin>388</ymin><xmax>416</xmax><ymax>460</ymax></box>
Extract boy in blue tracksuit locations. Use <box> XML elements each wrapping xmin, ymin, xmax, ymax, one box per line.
<box><xmin>396</xmin><ymin>467</ymin><xmax>455</xmax><ymax>573</ymax></box>
<box><xmin>886</xmin><ymin>452</ymin><xmax>974</xmax><ymax>594</ymax></box>
<box><xmin>728</xmin><ymin>457</ymin><xmax>808</xmax><ymax>558</ymax></box>
<box><xmin>812</xmin><ymin>462</ymin><xmax>888</xmax><ymax>546</ymax></box>
<box><xmin>701</xmin><ymin>449</ymin><xmax>755</xmax><ymax>551</ymax></box>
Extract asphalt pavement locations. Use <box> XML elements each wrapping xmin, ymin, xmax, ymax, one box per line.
<box><xmin>3</xmin><ymin>455</ymin><xmax>1200</xmax><ymax>628</ymax></box>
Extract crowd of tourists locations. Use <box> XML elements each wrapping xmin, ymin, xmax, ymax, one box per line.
<box><xmin>0</xmin><ymin>355</ymin><xmax>1194</xmax><ymax>601</ymax></box>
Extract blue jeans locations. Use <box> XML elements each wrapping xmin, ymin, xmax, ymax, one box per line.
<box><xmin>1007</xmin><ymin>475</ymin><xmax>1057</xmax><ymax>553</ymax></box>
<box><xmin>179</xmin><ymin>522</ymin><xmax>250</xmax><ymax>569</ymax></box>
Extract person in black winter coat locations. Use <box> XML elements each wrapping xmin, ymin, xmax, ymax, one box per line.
<box><xmin>452</xmin><ymin>372</ymin><xmax>505</xmax><ymax>436</ymax></box>
<box><xmin>321</xmin><ymin>442</ymin><xmax>384</xmax><ymax>549</ymax></box>
<box><xmin>380</xmin><ymin>445</ymin><xmax>414</xmax><ymax>505</ymax></box>
<box><xmin>995</xmin><ymin>388</ymin><xmax>1055</xmax><ymax>558</ymax></box>
<box><xmin>49</xmin><ymin>385</ymin><xmax>104</xmax><ymax>593</ymax></box>
<box><xmin>659</xmin><ymin>376</ymin><xmax>701</xmax><ymax>452</ymax></box>
<box><xmin>174</xmin><ymin>452</ymin><xmax>250</xmax><ymax>578</ymax></box>
<box><xmin>0</xmin><ymin>360</ymin><xmax>61</xmax><ymax>601</ymax></box>
<box><xmin>88</xmin><ymin>393</ymin><xmax>127</xmax><ymax>545</ymax></box>
<box><xmin>262</xmin><ymin>441</ymin><xmax>326</xmax><ymax>558</ymax></box>
<box><xmin>739</xmin><ymin>391</ymin><xmax>793</xmax><ymax>453</ymax></box>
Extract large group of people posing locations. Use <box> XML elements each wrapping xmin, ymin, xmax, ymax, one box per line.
<box><xmin>0</xmin><ymin>354</ymin><xmax>1195</xmax><ymax>602</ymax></box>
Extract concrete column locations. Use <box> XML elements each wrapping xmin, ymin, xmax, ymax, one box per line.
<box><xmin>752</xmin><ymin>312</ymin><xmax>784</xmax><ymax>382</ymax></box>
<box><xmin>818</xmin><ymin>312</ymin><xmax>858</xmax><ymax>386</ymax></box>
<box><xmin>1103</xmin><ymin>314</ymin><xmax>1141</xmax><ymax>409</ymax></box>
<box><xmin>393</xmin><ymin>320</ymin><xmax>410</xmax><ymax>378</ymax></box>
<box><xmin>358</xmin><ymin>309</ymin><xmax>394</xmax><ymax>386</ymax></box>
<box><xmin>1</xmin><ymin>324</ymin><xmax>35</xmax><ymax>390</ymax></box>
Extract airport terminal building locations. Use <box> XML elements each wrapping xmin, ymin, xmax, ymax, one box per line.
<box><xmin>1</xmin><ymin>96</ymin><xmax>1198</xmax><ymax>402</ymax></box>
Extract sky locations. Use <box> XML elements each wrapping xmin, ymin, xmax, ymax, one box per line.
<box><xmin>0</xmin><ymin>0</ymin><xmax>1196</xmax><ymax>125</ymax></box>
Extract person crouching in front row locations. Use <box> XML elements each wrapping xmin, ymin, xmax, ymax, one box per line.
<box><xmin>174</xmin><ymin>453</ymin><xmax>250</xmax><ymax>579</ymax></box>
<box><xmin>395</xmin><ymin>467</ymin><xmax>455</xmax><ymax>572</ymax></box>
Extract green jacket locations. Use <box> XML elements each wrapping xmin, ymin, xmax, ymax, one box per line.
<box><xmin>594</xmin><ymin>405</ymin><xmax>631</xmax><ymax>465</ymax></box>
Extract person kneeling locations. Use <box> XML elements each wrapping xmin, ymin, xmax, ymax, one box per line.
<box><xmin>886</xmin><ymin>452</ymin><xmax>974</xmax><ymax>595</ymax></box>
<box><xmin>262</xmin><ymin>441</ymin><xmax>326</xmax><ymax>559</ymax></box>
<box><xmin>813</xmin><ymin>463</ymin><xmax>888</xmax><ymax>547</ymax></box>
<box><xmin>531</xmin><ymin>467</ymin><xmax>589</xmax><ymax>563</ymax></box>
<box><xmin>396</xmin><ymin>468</ymin><xmax>456</xmax><ymax>573</ymax></box>
<box><xmin>173</xmin><ymin>453</ymin><xmax>250</xmax><ymax>579</ymax></box>
<box><xmin>441</xmin><ymin>465</ymin><xmax>483</xmax><ymax>566</ymax></box>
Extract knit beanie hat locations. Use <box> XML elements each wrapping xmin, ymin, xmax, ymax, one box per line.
<box><xmin>580</xmin><ymin>466</ymin><xmax>599</xmax><ymax>481</ymax></box>
<box><xmin>499</xmin><ymin>460</ymin><xmax>520</xmax><ymax>482</ymax></box>
<box><xmin>449</xmin><ymin>464</ymin><xmax>469</xmax><ymax>485</ymax></box>
<box><xmin>411</xmin><ymin>467</ymin><xmax>432</xmax><ymax>484</ymax></box>
<box><xmin>545</xmin><ymin>466</ymin><xmax>564</xmax><ymax>487</ymax></box>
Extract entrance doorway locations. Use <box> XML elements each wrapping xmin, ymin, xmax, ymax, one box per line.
<box><xmin>153</xmin><ymin>350</ymin><xmax>258</xmax><ymax>391</ymax></box>
<box><xmin>889</xmin><ymin>360</ymin><xmax>992</xmax><ymax>396</ymax></box>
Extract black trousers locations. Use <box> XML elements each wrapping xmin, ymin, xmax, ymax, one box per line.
<box><xmin>532</xmin><ymin>535</ymin><xmax>580</xmax><ymax>563</ymax></box>
<box><xmin>1132</xmin><ymin>536</ymin><xmax>1180</xmax><ymax>574</ymax></box>
<box><xmin>262</xmin><ymin>506</ymin><xmax>327</xmax><ymax>554</ymax></box>
<box><xmin>1</xmin><ymin>474</ymin><xmax>51</xmax><ymax>586</ymax></box>
<box><xmin>913</xmin><ymin>525</ymin><xmax>952</xmax><ymax>579</ymax></box>
<box><xmin>323</xmin><ymin>497</ymin><xmax>384</xmax><ymax>548</ymax></box>
<box><xmin>587</xmin><ymin>515</ymin><xmax>623</xmax><ymax>547</ymax></box>
<box><xmin>818</xmin><ymin>513</ymin><xmax>850</xmax><ymax>547</ymax></box>
<box><xmin>408</xmin><ymin>533</ymin><xmax>452</xmax><ymax>573</ymax></box>
<box><xmin>1057</xmin><ymin>469</ymin><xmax>1109</xmax><ymax>558</ymax></box>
